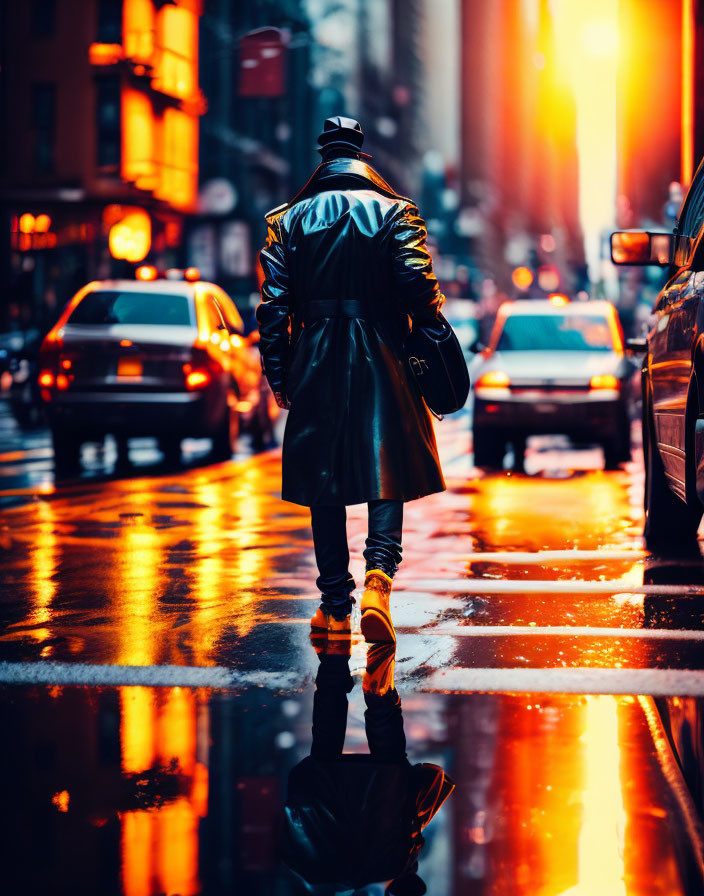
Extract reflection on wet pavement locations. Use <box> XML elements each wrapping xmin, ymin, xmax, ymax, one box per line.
<box><xmin>0</xmin><ymin>683</ymin><xmax>694</xmax><ymax>894</ymax></box>
<box><xmin>2</xmin><ymin>411</ymin><xmax>704</xmax><ymax>892</ymax></box>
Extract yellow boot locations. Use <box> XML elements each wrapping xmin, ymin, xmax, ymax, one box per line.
<box><xmin>310</xmin><ymin>608</ymin><xmax>352</xmax><ymax>656</ymax></box>
<box><xmin>360</xmin><ymin>569</ymin><xmax>395</xmax><ymax>642</ymax></box>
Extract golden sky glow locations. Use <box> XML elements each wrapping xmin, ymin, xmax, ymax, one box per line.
<box><xmin>552</xmin><ymin>0</ymin><xmax>620</xmax><ymax>282</ymax></box>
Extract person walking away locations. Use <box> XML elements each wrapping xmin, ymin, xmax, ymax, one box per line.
<box><xmin>256</xmin><ymin>116</ymin><xmax>446</xmax><ymax>642</ymax></box>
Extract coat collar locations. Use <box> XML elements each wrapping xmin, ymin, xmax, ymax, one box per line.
<box><xmin>265</xmin><ymin>159</ymin><xmax>411</xmax><ymax>219</ymax></box>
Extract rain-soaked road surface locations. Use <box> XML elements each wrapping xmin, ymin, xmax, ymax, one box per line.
<box><xmin>2</xmin><ymin>398</ymin><xmax>704</xmax><ymax>894</ymax></box>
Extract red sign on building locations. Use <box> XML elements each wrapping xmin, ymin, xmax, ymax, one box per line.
<box><xmin>239</xmin><ymin>28</ymin><xmax>287</xmax><ymax>97</ymax></box>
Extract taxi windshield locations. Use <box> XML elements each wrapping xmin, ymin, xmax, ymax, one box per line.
<box><xmin>68</xmin><ymin>291</ymin><xmax>192</xmax><ymax>326</ymax></box>
<box><xmin>496</xmin><ymin>313</ymin><xmax>614</xmax><ymax>352</ymax></box>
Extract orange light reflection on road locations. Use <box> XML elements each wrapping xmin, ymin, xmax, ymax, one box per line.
<box><xmin>155</xmin><ymin>798</ymin><xmax>200</xmax><ymax>896</ymax></box>
<box><xmin>569</xmin><ymin>696</ymin><xmax>627</xmax><ymax>895</ymax></box>
<box><xmin>121</xmin><ymin>687</ymin><xmax>155</xmax><ymax>774</ymax></box>
<box><xmin>120</xmin><ymin>688</ymin><xmax>204</xmax><ymax>896</ymax></box>
<box><xmin>159</xmin><ymin>687</ymin><xmax>196</xmax><ymax>777</ymax></box>
<box><xmin>189</xmin><ymin>466</ymin><xmax>271</xmax><ymax>646</ymax></box>
<box><xmin>477</xmin><ymin>696</ymin><xmax>684</xmax><ymax>894</ymax></box>
<box><xmin>29</xmin><ymin>500</ymin><xmax>58</xmax><ymax>654</ymax></box>
<box><xmin>471</xmin><ymin>471</ymin><xmax>638</xmax><ymax>552</ymax></box>
<box><xmin>117</xmin><ymin>495</ymin><xmax>160</xmax><ymax>666</ymax></box>
<box><xmin>122</xmin><ymin>810</ymin><xmax>152</xmax><ymax>896</ymax></box>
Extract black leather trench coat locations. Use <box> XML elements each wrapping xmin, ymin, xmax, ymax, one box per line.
<box><xmin>256</xmin><ymin>158</ymin><xmax>446</xmax><ymax>507</ymax></box>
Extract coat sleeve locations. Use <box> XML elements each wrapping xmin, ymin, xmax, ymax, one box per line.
<box><xmin>389</xmin><ymin>202</ymin><xmax>446</xmax><ymax>322</ymax></box>
<box><xmin>256</xmin><ymin>215</ymin><xmax>291</xmax><ymax>395</ymax></box>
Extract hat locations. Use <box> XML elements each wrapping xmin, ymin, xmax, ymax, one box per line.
<box><xmin>317</xmin><ymin>116</ymin><xmax>371</xmax><ymax>159</ymax></box>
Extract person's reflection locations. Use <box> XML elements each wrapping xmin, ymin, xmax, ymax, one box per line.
<box><xmin>282</xmin><ymin>632</ymin><xmax>454</xmax><ymax>895</ymax></box>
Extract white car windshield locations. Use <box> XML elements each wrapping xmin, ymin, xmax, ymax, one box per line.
<box><xmin>496</xmin><ymin>314</ymin><xmax>614</xmax><ymax>352</ymax></box>
<box><xmin>68</xmin><ymin>291</ymin><xmax>192</xmax><ymax>327</ymax></box>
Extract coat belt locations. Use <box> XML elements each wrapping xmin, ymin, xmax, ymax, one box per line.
<box><xmin>302</xmin><ymin>299</ymin><xmax>393</xmax><ymax>323</ymax></box>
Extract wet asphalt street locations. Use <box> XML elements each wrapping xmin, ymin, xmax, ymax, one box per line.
<box><xmin>2</xmin><ymin>394</ymin><xmax>704</xmax><ymax>894</ymax></box>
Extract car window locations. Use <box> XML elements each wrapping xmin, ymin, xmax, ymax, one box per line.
<box><xmin>200</xmin><ymin>295</ymin><xmax>227</xmax><ymax>333</ymax></box>
<box><xmin>213</xmin><ymin>288</ymin><xmax>244</xmax><ymax>334</ymax></box>
<box><xmin>496</xmin><ymin>314</ymin><xmax>614</xmax><ymax>352</ymax></box>
<box><xmin>679</xmin><ymin>173</ymin><xmax>704</xmax><ymax>238</ymax></box>
<box><xmin>68</xmin><ymin>291</ymin><xmax>192</xmax><ymax>326</ymax></box>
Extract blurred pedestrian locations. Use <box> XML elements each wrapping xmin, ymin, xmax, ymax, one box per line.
<box><xmin>257</xmin><ymin>116</ymin><xmax>446</xmax><ymax>641</ymax></box>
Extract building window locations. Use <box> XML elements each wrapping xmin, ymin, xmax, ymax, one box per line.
<box><xmin>96</xmin><ymin>76</ymin><xmax>121</xmax><ymax>169</ymax></box>
<box><xmin>97</xmin><ymin>0</ymin><xmax>122</xmax><ymax>43</ymax></box>
<box><xmin>32</xmin><ymin>0</ymin><xmax>56</xmax><ymax>36</ymax></box>
<box><xmin>32</xmin><ymin>84</ymin><xmax>56</xmax><ymax>172</ymax></box>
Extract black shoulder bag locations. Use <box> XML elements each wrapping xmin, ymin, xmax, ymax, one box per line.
<box><xmin>405</xmin><ymin>312</ymin><xmax>470</xmax><ymax>418</ymax></box>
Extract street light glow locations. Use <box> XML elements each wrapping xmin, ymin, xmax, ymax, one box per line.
<box><xmin>581</xmin><ymin>19</ymin><xmax>619</xmax><ymax>57</ymax></box>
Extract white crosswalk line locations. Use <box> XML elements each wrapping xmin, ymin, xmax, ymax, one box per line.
<box><xmin>403</xmin><ymin>625</ymin><xmax>704</xmax><ymax>640</ymax></box>
<box><xmin>465</xmin><ymin>550</ymin><xmax>646</xmax><ymax>562</ymax></box>
<box><xmin>424</xmin><ymin>667</ymin><xmax>704</xmax><ymax>696</ymax></box>
<box><xmin>405</xmin><ymin>580</ymin><xmax>704</xmax><ymax>594</ymax></box>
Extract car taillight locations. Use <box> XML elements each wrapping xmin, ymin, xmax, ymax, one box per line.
<box><xmin>42</xmin><ymin>330</ymin><xmax>63</xmax><ymax>351</ymax></box>
<box><xmin>589</xmin><ymin>374</ymin><xmax>620</xmax><ymax>390</ymax></box>
<box><xmin>184</xmin><ymin>364</ymin><xmax>211</xmax><ymax>390</ymax></box>
<box><xmin>38</xmin><ymin>369</ymin><xmax>55</xmax><ymax>401</ymax></box>
<box><xmin>476</xmin><ymin>371</ymin><xmax>510</xmax><ymax>389</ymax></box>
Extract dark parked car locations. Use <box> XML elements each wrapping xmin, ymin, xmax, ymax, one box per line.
<box><xmin>611</xmin><ymin>165</ymin><xmax>704</xmax><ymax>545</ymax></box>
<box><xmin>38</xmin><ymin>269</ymin><xmax>275</xmax><ymax>475</ymax></box>
<box><xmin>472</xmin><ymin>299</ymin><xmax>634</xmax><ymax>469</ymax></box>
<box><xmin>0</xmin><ymin>327</ymin><xmax>43</xmax><ymax>427</ymax></box>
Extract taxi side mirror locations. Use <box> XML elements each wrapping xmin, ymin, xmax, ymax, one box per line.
<box><xmin>610</xmin><ymin>231</ymin><xmax>673</xmax><ymax>266</ymax></box>
<box><xmin>625</xmin><ymin>336</ymin><xmax>647</xmax><ymax>354</ymax></box>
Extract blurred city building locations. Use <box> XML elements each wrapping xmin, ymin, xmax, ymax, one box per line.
<box><xmin>7</xmin><ymin>0</ymin><xmax>704</xmax><ymax>338</ymax></box>
<box><xmin>459</xmin><ymin>0</ymin><xmax>584</xmax><ymax>301</ymax></box>
<box><xmin>0</xmin><ymin>0</ymin><xmax>204</xmax><ymax>331</ymax></box>
<box><xmin>617</xmin><ymin>0</ymin><xmax>685</xmax><ymax>228</ymax></box>
<box><xmin>192</xmin><ymin>0</ymin><xmax>444</xmax><ymax>317</ymax></box>
<box><xmin>1</xmin><ymin>0</ymin><xmax>454</xmax><ymax>335</ymax></box>
<box><xmin>192</xmin><ymin>0</ymin><xmax>316</xmax><ymax>311</ymax></box>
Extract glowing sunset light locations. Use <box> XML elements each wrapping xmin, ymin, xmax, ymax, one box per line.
<box><xmin>553</xmin><ymin>0</ymin><xmax>620</xmax><ymax>286</ymax></box>
<box><xmin>581</xmin><ymin>19</ymin><xmax>619</xmax><ymax>58</ymax></box>
<box><xmin>682</xmin><ymin>0</ymin><xmax>694</xmax><ymax>185</ymax></box>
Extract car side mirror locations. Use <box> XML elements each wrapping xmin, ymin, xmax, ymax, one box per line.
<box><xmin>611</xmin><ymin>231</ymin><xmax>673</xmax><ymax>266</ymax></box>
<box><xmin>625</xmin><ymin>336</ymin><xmax>647</xmax><ymax>354</ymax></box>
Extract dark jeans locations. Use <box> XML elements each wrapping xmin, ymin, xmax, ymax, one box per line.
<box><xmin>311</xmin><ymin>654</ymin><xmax>406</xmax><ymax>762</ymax></box>
<box><xmin>310</xmin><ymin>499</ymin><xmax>403</xmax><ymax>619</ymax></box>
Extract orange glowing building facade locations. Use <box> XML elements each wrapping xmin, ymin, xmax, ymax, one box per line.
<box><xmin>0</xmin><ymin>0</ymin><xmax>203</xmax><ymax>324</ymax></box>
<box><xmin>616</xmin><ymin>0</ymin><xmax>684</xmax><ymax>227</ymax></box>
<box><xmin>459</xmin><ymin>0</ymin><xmax>584</xmax><ymax>295</ymax></box>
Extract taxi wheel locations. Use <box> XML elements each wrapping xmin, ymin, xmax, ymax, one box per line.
<box><xmin>643</xmin><ymin>389</ymin><xmax>701</xmax><ymax>548</ymax></box>
<box><xmin>473</xmin><ymin>427</ymin><xmax>505</xmax><ymax>469</ymax></box>
<box><xmin>211</xmin><ymin>394</ymin><xmax>239</xmax><ymax>460</ymax></box>
<box><xmin>52</xmin><ymin>427</ymin><xmax>82</xmax><ymax>477</ymax></box>
<box><xmin>603</xmin><ymin>442</ymin><xmax>620</xmax><ymax>470</ymax></box>
<box><xmin>158</xmin><ymin>435</ymin><xmax>182</xmax><ymax>466</ymax></box>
